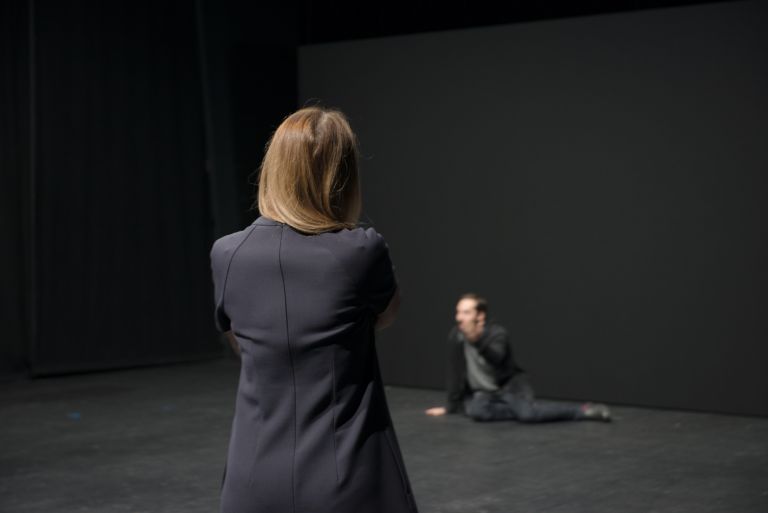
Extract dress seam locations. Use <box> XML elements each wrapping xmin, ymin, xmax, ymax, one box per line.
<box><xmin>330</xmin><ymin>347</ymin><xmax>340</xmax><ymax>484</ymax></box>
<box><xmin>277</xmin><ymin>226</ymin><xmax>298</xmax><ymax>513</ymax></box>
<box><xmin>218</xmin><ymin>225</ymin><xmax>257</xmax><ymax>327</ymax></box>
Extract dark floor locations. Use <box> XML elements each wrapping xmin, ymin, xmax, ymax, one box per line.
<box><xmin>1</xmin><ymin>359</ymin><xmax>766</xmax><ymax>513</ymax></box>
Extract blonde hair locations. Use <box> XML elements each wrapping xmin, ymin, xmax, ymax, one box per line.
<box><xmin>257</xmin><ymin>107</ymin><xmax>361</xmax><ymax>234</ymax></box>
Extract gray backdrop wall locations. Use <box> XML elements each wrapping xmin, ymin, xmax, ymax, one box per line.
<box><xmin>299</xmin><ymin>1</ymin><xmax>768</xmax><ymax>416</ymax></box>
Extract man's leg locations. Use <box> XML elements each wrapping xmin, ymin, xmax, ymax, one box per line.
<box><xmin>464</xmin><ymin>391</ymin><xmax>517</xmax><ymax>421</ymax></box>
<box><xmin>504</xmin><ymin>394</ymin><xmax>582</xmax><ymax>422</ymax></box>
<box><xmin>501</xmin><ymin>374</ymin><xmax>607</xmax><ymax>422</ymax></box>
<box><xmin>464</xmin><ymin>378</ymin><xmax>611</xmax><ymax>422</ymax></box>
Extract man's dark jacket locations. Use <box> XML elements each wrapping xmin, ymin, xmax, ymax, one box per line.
<box><xmin>445</xmin><ymin>323</ymin><xmax>524</xmax><ymax>414</ymax></box>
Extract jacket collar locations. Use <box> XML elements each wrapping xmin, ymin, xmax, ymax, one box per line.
<box><xmin>252</xmin><ymin>215</ymin><xmax>281</xmax><ymax>226</ymax></box>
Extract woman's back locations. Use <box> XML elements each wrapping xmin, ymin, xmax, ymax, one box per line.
<box><xmin>211</xmin><ymin>216</ymin><xmax>418</xmax><ymax>513</ymax></box>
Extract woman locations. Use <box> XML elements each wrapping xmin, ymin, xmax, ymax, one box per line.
<box><xmin>210</xmin><ymin>107</ymin><xmax>418</xmax><ymax>513</ymax></box>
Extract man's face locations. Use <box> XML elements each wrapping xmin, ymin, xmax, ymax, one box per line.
<box><xmin>455</xmin><ymin>298</ymin><xmax>484</xmax><ymax>336</ymax></box>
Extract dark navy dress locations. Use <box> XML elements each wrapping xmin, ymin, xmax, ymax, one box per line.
<box><xmin>210</xmin><ymin>216</ymin><xmax>418</xmax><ymax>513</ymax></box>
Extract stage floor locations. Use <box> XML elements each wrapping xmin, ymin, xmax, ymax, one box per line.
<box><xmin>1</xmin><ymin>358</ymin><xmax>766</xmax><ymax>512</ymax></box>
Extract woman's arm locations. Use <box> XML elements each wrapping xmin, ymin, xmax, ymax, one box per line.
<box><xmin>375</xmin><ymin>287</ymin><xmax>400</xmax><ymax>330</ymax></box>
<box><xmin>224</xmin><ymin>330</ymin><xmax>241</xmax><ymax>357</ymax></box>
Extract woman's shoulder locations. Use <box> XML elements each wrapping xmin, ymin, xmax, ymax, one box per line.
<box><xmin>322</xmin><ymin>225</ymin><xmax>388</xmax><ymax>256</ymax></box>
<box><xmin>310</xmin><ymin>226</ymin><xmax>392</xmax><ymax>282</ymax></box>
<box><xmin>210</xmin><ymin>226</ymin><xmax>255</xmax><ymax>262</ymax></box>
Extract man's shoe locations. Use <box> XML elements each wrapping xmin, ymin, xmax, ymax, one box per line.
<box><xmin>580</xmin><ymin>403</ymin><xmax>612</xmax><ymax>422</ymax></box>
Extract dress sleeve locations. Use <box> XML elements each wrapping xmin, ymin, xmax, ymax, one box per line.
<box><xmin>210</xmin><ymin>237</ymin><xmax>233</xmax><ymax>332</ymax></box>
<box><xmin>213</xmin><ymin>292</ymin><xmax>232</xmax><ymax>333</ymax></box>
<box><xmin>361</xmin><ymin>228</ymin><xmax>398</xmax><ymax>314</ymax></box>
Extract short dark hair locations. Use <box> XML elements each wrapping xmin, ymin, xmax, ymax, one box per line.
<box><xmin>459</xmin><ymin>293</ymin><xmax>487</xmax><ymax>315</ymax></box>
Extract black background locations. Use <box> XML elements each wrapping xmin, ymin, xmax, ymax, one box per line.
<box><xmin>3</xmin><ymin>0</ymin><xmax>765</xmax><ymax>417</ymax></box>
<box><xmin>1</xmin><ymin>0</ymin><xmax>298</xmax><ymax>377</ymax></box>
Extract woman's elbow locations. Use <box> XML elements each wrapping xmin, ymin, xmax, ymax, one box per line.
<box><xmin>375</xmin><ymin>288</ymin><xmax>401</xmax><ymax>330</ymax></box>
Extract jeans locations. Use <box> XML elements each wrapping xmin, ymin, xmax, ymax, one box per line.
<box><xmin>464</xmin><ymin>374</ymin><xmax>583</xmax><ymax>422</ymax></box>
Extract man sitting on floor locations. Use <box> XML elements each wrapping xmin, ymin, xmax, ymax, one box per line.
<box><xmin>425</xmin><ymin>293</ymin><xmax>611</xmax><ymax>422</ymax></box>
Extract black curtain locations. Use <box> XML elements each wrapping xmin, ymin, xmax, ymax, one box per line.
<box><xmin>28</xmin><ymin>0</ymin><xmax>220</xmax><ymax>374</ymax></box>
<box><xmin>1</xmin><ymin>0</ymin><xmax>298</xmax><ymax>379</ymax></box>
<box><xmin>198</xmin><ymin>0</ymin><xmax>299</xmax><ymax>235</ymax></box>
<box><xmin>0</xmin><ymin>0</ymin><xmax>31</xmax><ymax>378</ymax></box>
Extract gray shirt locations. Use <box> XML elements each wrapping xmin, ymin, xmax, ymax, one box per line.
<box><xmin>462</xmin><ymin>333</ymin><xmax>500</xmax><ymax>392</ymax></box>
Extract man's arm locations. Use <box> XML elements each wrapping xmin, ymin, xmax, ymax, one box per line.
<box><xmin>426</xmin><ymin>327</ymin><xmax>466</xmax><ymax>416</ymax></box>
<box><xmin>474</xmin><ymin>328</ymin><xmax>509</xmax><ymax>366</ymax></box>
<box><xmin>445</xmin><ymin>328</ymin><xmax>467</xmax><ymax>413</ymax></box>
